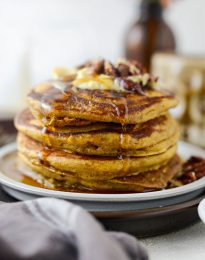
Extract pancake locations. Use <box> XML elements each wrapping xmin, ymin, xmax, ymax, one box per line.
<box><xmin>17</xmin><ymin>133</ymin><xmax>177</xmax><ymax>180</ymax></box>
<box><xmin>18</xmin><ymin>154</ymin><xmax>181</xmax><ymax>193</ymax></box>
<box><xmin>15</xmin><ymin>59</ymin><xmax>180</xmax><ymax>193</ymax></box>
<box><xmin>28</xmin><ymin>81</ymin><xmax>177</xmax><ymax>125</ymax></box>
<box><xmin>15</xmin><ymin>109</ymin><xmax>179</xmax><ymax>156</ymax></box>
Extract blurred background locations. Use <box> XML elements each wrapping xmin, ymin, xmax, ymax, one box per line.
<box><xmin>0</xmin><ymin>0</ymin><xmax>205</xmax><ymax>146</ymax></box>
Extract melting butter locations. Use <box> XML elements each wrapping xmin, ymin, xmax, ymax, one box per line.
<box><xmin>72</xmin><ymin>68</ymin><xmax>125</xmax><ymax>91</ymax></box>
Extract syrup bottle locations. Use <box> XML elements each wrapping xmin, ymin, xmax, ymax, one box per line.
<box><xmin>125</xmin><ymin>0</ymin><xmax>176</xmax><ymax>70</ymax></box>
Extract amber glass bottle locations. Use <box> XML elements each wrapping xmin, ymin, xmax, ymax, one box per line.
<box><xmin>125</xmin><ymin>0</ymin><xmax>176</xmax><ymax>70</ymax></box>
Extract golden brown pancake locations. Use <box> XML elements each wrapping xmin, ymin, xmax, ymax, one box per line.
<box><xmin>28</xmin><ymin>81</ymin><xmax>177</xmax><ymax>125</ymax></box>
<box><xmin>15</xmin><ymin>109</ymin><xmax>179</xmax><ymax>156</ymax></box>
<box><xmin>17</xmin><ymin>133</ymin><xmax>177</xmax><ymax>180</ymax></box>
<box><xmin>18</xmin><ymin>154</ymin><xmax>181</xmax><ymax>193</ymax></box>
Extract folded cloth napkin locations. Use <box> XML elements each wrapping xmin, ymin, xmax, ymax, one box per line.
<box><xmin>0</xmin><ymin>198</ymin><xmax>148</xmax><ymax>260</ymax></box>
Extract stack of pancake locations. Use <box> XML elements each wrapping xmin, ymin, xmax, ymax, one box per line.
<box><xmin>15</xmin><ymin>59</ymin><xmax>181</xmax><ymax>193</ymax></box>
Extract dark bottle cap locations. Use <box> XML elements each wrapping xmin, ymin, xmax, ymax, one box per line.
<box><xmin>140</xmin><ymin>0</ymin><xmax>163</xmax><ymax>20</ymax></box>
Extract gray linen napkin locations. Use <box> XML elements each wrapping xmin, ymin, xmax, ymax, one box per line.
<box><xmin>0</xmin><ymin>198</ymin><xmax>148</xmax><ymax>260</ymax></box>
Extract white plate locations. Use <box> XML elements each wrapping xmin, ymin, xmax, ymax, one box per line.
<box><xmin>0</xmin><ymin>141</ymin><xmax>205</xmax><ymax>211</ymax></box>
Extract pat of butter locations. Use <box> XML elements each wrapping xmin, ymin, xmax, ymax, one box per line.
<box><xmin>72</xmin><ymin>68</ymin><xmax>125</xmax><ymax>91</ymax></box>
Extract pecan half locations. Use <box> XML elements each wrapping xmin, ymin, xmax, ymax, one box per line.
<box><xmin>177</xmin><ymin>156</ymin><xmax>205</xmax><ymax>185</ymax></box>
<box><xmin>117</xmin><ymin>63</ymin><xmax>130</xmax><ymax>77</ymax></box>
<box><xmin>92</xmin><ymin>60</ymin><xmax>105</xmax><ymax>74</ymax></box>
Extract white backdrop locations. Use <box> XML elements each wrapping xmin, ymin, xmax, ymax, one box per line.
<box><xmin>0</xmin><ymin>0</ymin><xmax>204</xmax><ymax>116</ymax></box>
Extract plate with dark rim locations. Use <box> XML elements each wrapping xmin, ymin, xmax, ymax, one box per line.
<box><xmin>0</xmin><ymin>182</ymin><xmax>203</xmax><ymax>237</ymax></box>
